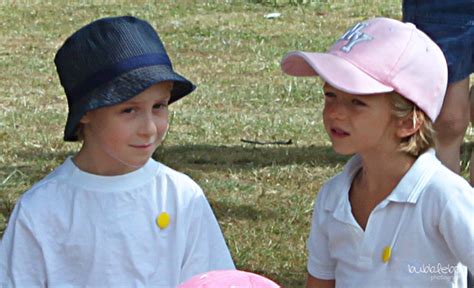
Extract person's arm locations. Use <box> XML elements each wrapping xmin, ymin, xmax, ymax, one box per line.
<box><xmin>306</xmin><ymin>183</ymin><xmax>337</xmax><ymax>285</ymax></box>
<box><xmin>0</xmin><ymin>200</ymin><xmax>47</xmax><ymax>286</ymax></box>
<box><xmin>180</xmin><ymin>189</ymin><xmax>235</xmax><ymax>282</ymax></box>
<box><xmin>438</xmin><ymin>186</ymin><xmax>474</xmax><ymax>271</ymax></box>
<box><xmin>306</xmin><ymin>273</ymin><xmax>335</xmax><ymax>288</ymax></box>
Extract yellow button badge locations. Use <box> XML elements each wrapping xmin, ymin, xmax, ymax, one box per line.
<box><xmin>382</xmin><ymin>246</ymin><xmax>392</xmax><ymax>263</ymax></box>
<box><xmin>156</xmin><ymin>212</ymin><xmax>170</xmax><ymax>229</ymax></box>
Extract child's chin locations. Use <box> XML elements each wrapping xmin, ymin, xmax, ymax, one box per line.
<box><xmin>332</xmin><ymin>147</ymin><xmax>355</xmax><ymax>156</ymax></box>
<box><xmin>129</xmin><ymin>158</ymin><xmax>150</xmax><ymax>168</ymax></box>
<box><xmin>122</xmin><ymin>156</ymin><xmax>152</xmax><ymax>170</ymax></box>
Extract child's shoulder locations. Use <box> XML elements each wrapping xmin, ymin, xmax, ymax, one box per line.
<box><xmin>22</xmin><ymin>158</ymin><xmax>74</xmax><ymax>195</ymax></box>
<box><xmin>424</xmin><ymin>161</ymin><xmax>473</xmax><ymax>200</ymax></box>
<box><xmin>153</xmin><ymin>160</ymin><xmax>202</xmax><ymax>192</ymax></box>
<box><xmin>14</xmin><ymin>158</ymin><xmax>75</xmax><ymax>212</ymax></box>
<box><xmin>400</xmin><ymin>150</ymin><xmax>473</xmax><ymax>209</ymax></box>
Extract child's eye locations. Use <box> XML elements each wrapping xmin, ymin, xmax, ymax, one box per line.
<box><xmin>351</xmin><ymin>99</ymin><xmax>366</xmax><ymax>106</ymax></box>
<box><xmin>121</xmin><ymin>107</ymin><xmax>135</xmax><ymax>114</ymax></box>
<box><xmin>153</xmin><ymin>103</ymin><xmax>168</xmax><ymax>110</ymax></box>
<box><xmin>324</xmin><ymin>92</ymin><xmax>336</xmax><ymax>98</ymax></box>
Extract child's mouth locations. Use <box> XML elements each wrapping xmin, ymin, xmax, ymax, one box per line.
<box><xmin>131</xmin><ymin>143</ymin><xmax>153</xmax><ymax>149</ymax></box>
<box><xmin>331</xmin><ymin>128</ymin><xmax>350</xmax><ymax>137</ymax></box>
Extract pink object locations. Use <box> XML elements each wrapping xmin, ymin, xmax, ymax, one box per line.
<box><xmin>281</xmin><ymin>17</ymin><xmax>447</xmax><ymax>122</ymax></box>
<box><xmin>178</xmin><ymin>270</ymin><xmax>280</xmax><ymax>288</ymax></box>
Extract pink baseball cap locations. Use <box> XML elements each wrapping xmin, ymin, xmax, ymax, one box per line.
<box><xmin>178</xmin><ymin>270</ymin><xmax>280</xmax><ymax>288</ymax></box>
<box><xmin>281</xmin><ymin>17</ymin><xmax>447</xmax><ymax>122</ymax></box>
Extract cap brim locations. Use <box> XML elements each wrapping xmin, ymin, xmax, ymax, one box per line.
<box><xmin>281</xmin><ymin>51</ymin><xmax>394</xmax><ymax>95</ymax></box>
<box><xmin>64</xmin><ymin>65</ymin><xmax>195</xmax><ymax>141</ymax></box>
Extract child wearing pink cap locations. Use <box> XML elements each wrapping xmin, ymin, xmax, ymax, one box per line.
<box><xmin>281</xmin><ymin>17</ymin><xmax>474</xmax><ymax>287</ymax></box>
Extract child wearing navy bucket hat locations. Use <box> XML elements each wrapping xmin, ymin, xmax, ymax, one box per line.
<box><xmin>0</xmin><ymin>16</ymin><xmax>234</xmax><ymax>286</ymax></box>
<box><xmin>281</xmin><ymin>17</ymin><xmax>474</xmax><ymax>287</ymax></box>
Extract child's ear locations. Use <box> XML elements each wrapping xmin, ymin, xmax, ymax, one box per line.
<box><xmin>396</xmin><ymin>109</ymin><xmax>423</xmax><ymax>138</ymax></box>
<box><xmin>79</xmin><ymin>112</ymin><xmax>91</xmax><ymax>124</ymax></box>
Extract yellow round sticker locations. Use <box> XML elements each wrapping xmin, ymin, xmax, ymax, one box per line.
<box><xmin>156</xmin><ymin>212</ymin><xmax>170</xmax><ymax>229</ymax></box>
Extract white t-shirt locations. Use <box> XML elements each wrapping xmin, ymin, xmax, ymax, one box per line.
<box><xmin>0</xmin><ymin>157</ymin><xmax>235</xmax><ymax>287</ymax></box>
<box><xmin>307</xmin><ymin>149</ymin><xmax>474</xmax><ymax>288</ymax></box>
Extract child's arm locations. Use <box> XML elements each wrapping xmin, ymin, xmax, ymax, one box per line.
<box><xmin>438</xmin><ymin>185</ymin><xmax>474</xmax><ymax>271</ymax></box>
<box><xmin>0</xmin><ymin>200</ymin><xmax>47</xmax><ymax>286</ymax></box>
<box><xmin>306</xmin><ymin>183</ymin><xmax>337</xmax><ymax>284</ymax></box>
<box><xmin>306</xmin><ymin>273</ymin><xmax>335</xmax><ymax>288</ymax></box>
<box><xmin>180</xmin><ymin>188</ymin><xmax>235</xmax><ymax>281</ymax></box>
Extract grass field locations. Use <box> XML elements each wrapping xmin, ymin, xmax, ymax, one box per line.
<box><xmin>0</xmin><ymin>1</ymin><xmax>471</xmax><ymax>286</ymax></box>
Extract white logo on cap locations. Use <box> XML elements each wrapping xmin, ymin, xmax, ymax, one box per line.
<box><xmin>339</xmin><ymin>22</ymin><xmax>373</xmax><ymax>52</ymax></box>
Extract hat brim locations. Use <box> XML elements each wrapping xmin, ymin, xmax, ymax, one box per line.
<box><xmin>64</xmin><ymin>64</ymin><xmax>195</xmax><ymax>141</ymax></box>
<box><xmin>281</xmin><ymin>51</ymin><xmax>394</xmax><ymax>95</ymax></box>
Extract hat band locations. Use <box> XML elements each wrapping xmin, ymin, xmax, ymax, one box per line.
<box><xmin>68</xmin><ymin>53</ymin><xmax>172</xmax><ymax>100</ymax></box>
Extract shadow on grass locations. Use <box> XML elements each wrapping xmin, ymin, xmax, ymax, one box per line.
<box><xmin>1</xmin><ymin>143</ymin><xmax>342</xmax><ymax>225</ymax></box>
<box><xmin>2</xmin><ymin>143</ymin><xmax>346</xmax><ymax>185</ymax></box>
<box><xmin>0</xmin><ymin>143</ymin><xmax>342</xmax><ymax>200</ymax></box>
<box><xmin>211</xmin><ymin>199</ymin><xmax>278</xmax><ymax>221</ymax></box>
<box><xmin>253</xmin><ymin>270</ymin><xmax>305</xmax><ymax>288</ymax></box>
<box><xmin>154</xmin><ymin>143</ymin><xmax>348</xmax><ymax>172</ymax></box>
<box><xmin>0</xmin><ymin>150</ymin><xmax>75</xmax><ymax>186</ymax></box>
<box><xmin>9</xmin><ymin>142</ymin><xmax>470</xmax><ymax>176</ymax></box>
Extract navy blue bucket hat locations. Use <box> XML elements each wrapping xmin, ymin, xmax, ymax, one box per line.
<box><xmin>55</xmin><ymin>16</ymin><xmax>196</xmax><ymax>141</ymax></box>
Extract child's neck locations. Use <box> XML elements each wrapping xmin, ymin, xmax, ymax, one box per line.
<box><xmin>357</xmin><ymin>150</ymin><xmax>415</xmax><ymax>196</ymax></box>
<box><xmin>73</xmin><ymin>145</ymin><xmax>144</xmax><ymax>176</ymax></box>
<box><xmin>349</xmin><ymin>150</ymin><xmax>416</xmax><ymax>231</ymax></box>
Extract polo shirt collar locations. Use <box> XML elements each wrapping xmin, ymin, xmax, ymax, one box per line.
<box><xmin>324</xmin><ymin>155</ymin><xmax>361</xmax><ymax>226</ymax></box>
<box><xmin>325</xmin><ymin>149</ymin><xmax>440</xmax><ymax>215</ymax></box>
<box><xmin>386</xmin><ymin>148</ymin><xmax>439</xmax><ymax>204</ymax></box>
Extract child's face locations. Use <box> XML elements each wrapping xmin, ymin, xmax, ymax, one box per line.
<box><xmin>77</xmin><ymin>81</ymin><xmax>172</xmax><ymax>175</ymax></box>
<box><xmin>322</xmin><ymin>83</ymin><xmax>398</xmax><ymax>156</ymax></box>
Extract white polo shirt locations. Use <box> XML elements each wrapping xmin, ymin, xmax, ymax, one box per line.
<box><xmin>0</xmin><ymin>157</ymin><xmax>235</xmax><ymax>287</ymax></box>
<box><xmin>307</xmin><ymin>149</ymin><xmax>474</xmax><ymax>288</ymax></box>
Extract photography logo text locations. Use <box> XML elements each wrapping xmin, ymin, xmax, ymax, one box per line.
<box><xmin>408</xmin><ymin>263</ymin><xmax>460</xmax><ymax>282</ymax></box>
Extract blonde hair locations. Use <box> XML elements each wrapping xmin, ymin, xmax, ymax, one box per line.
<box><xmin>390</xmin><ymin>92</ymin><xmax>435</xmax><ymax>157</ymax></box>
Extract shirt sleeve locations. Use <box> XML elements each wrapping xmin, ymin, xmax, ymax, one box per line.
<box><xmin>179</xmin><ymin>187</ymin><xmax>235</xmax><ymax>283</ymax></box>
<box><xmin>0</xmin><ymin>200</ymin><xmax>47</xmax><ymax>287</ymax></box>
<box><xmin>307</xmin><ymin>185</ymin><xmax>336</xmax><ymax>280</ymax></box>
<box><xmin>438</xmin><ymin>186</ymin><xmax>474</xmax><ymax>272</ymax></box>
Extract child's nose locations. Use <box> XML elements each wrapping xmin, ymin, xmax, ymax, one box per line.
<box><xmin>138</xmin><ymin>114</ymin><xmax>157</xmax><ymax>136</ymax></box>
<box><xmin>325</xmin><ymin>101</ymin><xmax>348</xmax><ymax>120</ymax></box>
